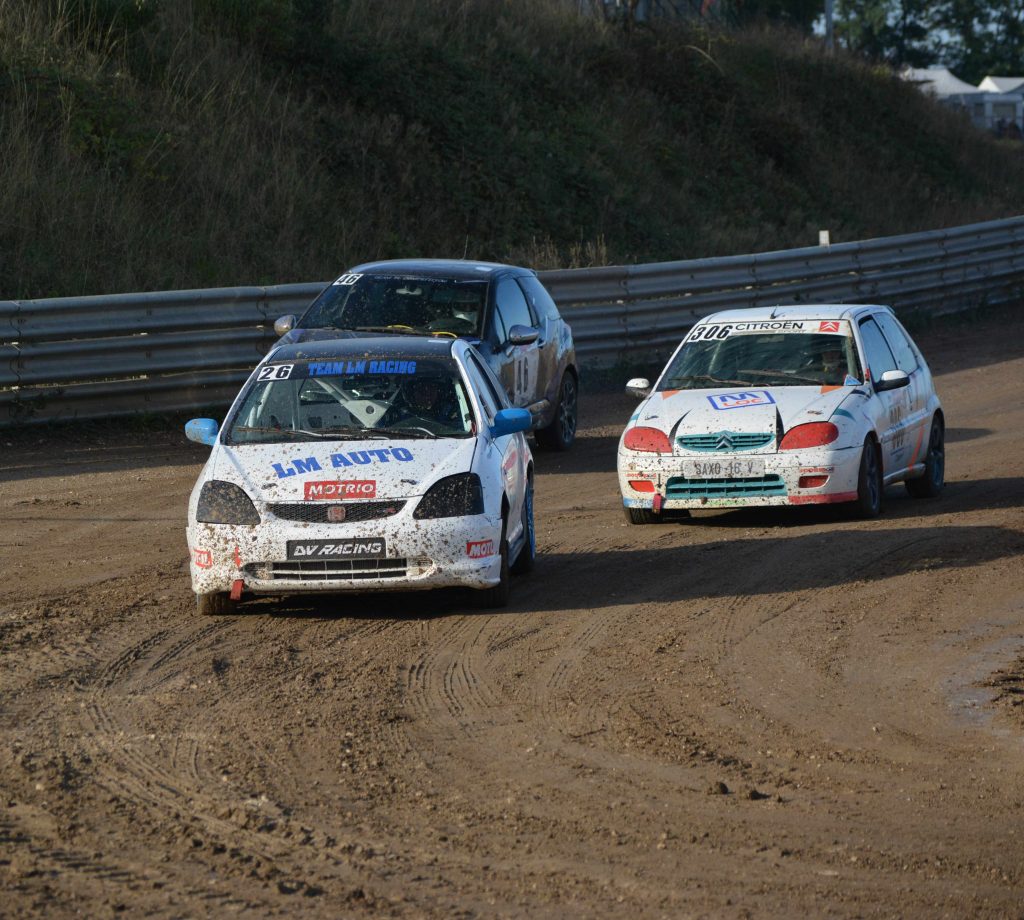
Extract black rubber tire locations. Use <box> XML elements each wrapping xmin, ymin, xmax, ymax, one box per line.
<box><xmin>196</xmin><ymin>592</ymin><xmax>237</xmax><ymax>616</ymax></box>
<box><xmin>510</xmin><ymin>480</ymin><xmax>535</xmax><ymax>575</ymax></box>
<box><xmin>535</xmin><ymin>372</ymin><xmax>578</xmax><ymax>452</ymax></box>
<box><xmin>624</xmin><ymin>506</ymin><xmax>664</xmax><ymax>525</ymax></box>
<box><xmin>905</xmin><ymin>415</ymin><xmax>945</xmax><ymax>499</ymax></box>
<box><xmin>475</xmin><ymin>519</ymin><xmax>511</xmax><ymax>608</ymax></box>
<box><xmin>852</xmin><ymin>438</ymin><xmax>883</xmax><ymax>519</ymax></box>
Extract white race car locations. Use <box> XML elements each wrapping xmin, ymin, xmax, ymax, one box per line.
<box><xmin>618</xmin><ymin>305</ymin><xmax>944</xmax><ymax>521</ymax></box>
<box><xmin>185</xmin><ymin>337</ymin><xmax>535</xmax><ymax>614</ymax></box>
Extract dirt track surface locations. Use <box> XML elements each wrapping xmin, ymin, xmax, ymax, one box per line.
<box><xmin>2</xmin><ymin>310</ymin><xmax>1024</xmax><ymax>918</ymax></box>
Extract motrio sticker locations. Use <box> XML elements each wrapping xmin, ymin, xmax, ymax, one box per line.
<box><xmin>304</xmin><ymin>480</ymin><xmax>376</xmax><ymax>500</ymax></box>
<box><xmin>466</xmin><ymin>540</ymin><xmax>496</xmax><ymax>559</ymax></box>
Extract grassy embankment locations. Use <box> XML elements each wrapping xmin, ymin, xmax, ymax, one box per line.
<box><xmin>3</xmin><ymin>0</ymin><xmax>1024</xmax><ymax>300</ymax></box>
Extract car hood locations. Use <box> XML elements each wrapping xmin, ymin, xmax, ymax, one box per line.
<box><xmin>630</xmin><ymin>385</ymin><xmax>859</xmax><ymax>439</ymax></box>
<box><xmin>210</xmin><ymin>437</ymin><xmax>477</xmax><ymax>502</ymax></box>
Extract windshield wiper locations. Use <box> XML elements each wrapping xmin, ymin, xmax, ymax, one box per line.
<box><xmin>313</xmin><ymin>426</ymin><xmax>435</xmax><ymax>439</ymax></box>
<box><xmin>233</xmin><ymin>426</ymin><xmax>326</xmax><ymax>440</ymax></box>
<box><xmin>349</xmin><ymin>324</ymin><xmax>423</xmax><ymax>334</ymax></box>
<box><xmin>664</xmin><ymin>374</ymin><xmax>753</xmax><ymax>388</ymax></box>
<box><xmin>738</xmin><ymin>369</ymin><xmax>830</xmax><ymax>385</ymax></box>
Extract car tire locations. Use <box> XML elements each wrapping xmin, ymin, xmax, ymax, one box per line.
<box><xmin>624</xmin><ymin>506</ymin><xmax>666</xmax><ymax>525</ymax></box>
<box><xmin>196</xmin><ymin>592</ymin><xmax>237</xmax><ymax>616</ymax></box>
<box><xmin>535</xmin><ymin>372</ymin><xmax>577</xmax><ymax>452</ymax></box>
<box><xmin>852</xmin><ymin>437</ymin><xmax>883</xmax><ymax>519</ymax></box>
<box><xmin>475</xmin><ymin>518</ymin><xmax>511</xmax><ymax>608</ymax></box>
<box><xmin>905</xmin><ymin>415</ymin><xmax>945</xmax><ymax>499</ymax></box>
<box><xmin>510</xmin><ymin>479</ymin><xmax>535</xmax><ymax>575</ymax></box>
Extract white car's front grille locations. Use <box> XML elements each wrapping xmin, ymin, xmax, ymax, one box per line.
<box><xmin>248</xmin><ymin>559</ymin><xmax>409</xmax><ymax>582</ymax></box>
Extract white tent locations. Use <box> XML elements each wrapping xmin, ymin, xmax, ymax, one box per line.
<box><xmin>978</xmin><ymin>76</ymin><xmax>1024</xmax><ymax>93</ymax></box>
<box><xmin>902</xmin><ymin>66</ymin><xmax>980</xmax><ymax>98</ymax></box>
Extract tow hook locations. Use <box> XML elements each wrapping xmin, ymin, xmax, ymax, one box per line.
<box><xmin>230</xmin><ymin>579</ymin><xmax>244</xmax><ymax>602</ymax></box>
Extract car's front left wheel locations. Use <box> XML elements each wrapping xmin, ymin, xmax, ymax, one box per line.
<box><xmin>905</xmin><ymin>415</ymin><xmax>944</xmax><ymax>498</ymax></box>
<box><xmin>196</xmin><ymin>592</ymin><xmax>237</xmax><ymax>616</ymax></box>
<box><xmin>475</xmin><ymin>517</ymin><xmax>511</xmax><ymax>608</ymax></box>
<box><xmin>852</xmin><ymin>437</ymin><xmax>883</xmax><ymax>519</ymax></box>
<box><xmin>510</xmin><ymin>480</ymin><xmax>535</xmax><ymax>575</ymax></box>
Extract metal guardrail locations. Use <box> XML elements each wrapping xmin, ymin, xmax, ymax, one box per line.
<box><xmin>3</xmin><ymin>215</ymin><xmax>1024</xmax><ymax>424</ymax></box>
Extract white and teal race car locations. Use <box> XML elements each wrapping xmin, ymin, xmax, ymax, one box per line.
<box><xmin>185</xmin><ymin>336</ymin><xmax>535</xmax><ymax>614</ymax></box>
<box><xmin>618</xmin><ymin>305</ymin><xmax>944</xmax><ymax>522</ymax></box>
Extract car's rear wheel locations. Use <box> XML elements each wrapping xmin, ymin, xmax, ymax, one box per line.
<box><xmin>475</xmin><ymin>517</ymin><xmax>511</xmax><ymax>608</ymax></box>
<box><xmin>535</xmin><ymin>372</ymin><xmax>577</xmax><ymax>452</ymax></box>
<box><xmin>510</xmin><ymin>479</ymin><xmax>535</xmax><ymax>575</ymax></box>
<box><xmin>196</xmin><ymin>592</ymin><xmax>237</xmax><ymax>616</ymax></box>
<box><xmin>852</xmin><ymin>437</ymin><xmax>883</xmax><ymax>518</ymax></box>
<box><xmin>905</xmin><ymin>415</ymin><xmax>944</xmax><ymax>498</ymax></box>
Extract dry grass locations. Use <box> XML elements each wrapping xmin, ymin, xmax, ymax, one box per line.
<box><xmin>2</xmin><ymin>0</ymin><xmax>1024</xmax><ymax>299</ymax></box>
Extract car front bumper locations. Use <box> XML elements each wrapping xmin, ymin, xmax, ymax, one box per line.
<box><xmin>186</xmin><ymin>510</ymin><xmax>504</xmax><ymax>596</ymax></box>
<box><xmin>617</xmin><ymin>445</ymin><xmax>862</xmax><ymax>510</ymax></box>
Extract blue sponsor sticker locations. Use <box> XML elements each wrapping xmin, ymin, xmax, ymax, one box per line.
<box><xmin>707</xmin><ymin>390</ymin><xmax>776</xmax><ymax>411</ymax></box>
<box><xmin>306</xmin><ymin>359</ymin><xmax>418</xmax><ymax>377</ymax></box>
<box><xmin>273</xmin><ymin>447</ymin><xmax>414</xmax><ymax>479</ymax></box>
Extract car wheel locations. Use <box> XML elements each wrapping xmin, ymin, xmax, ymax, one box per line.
<box><xmin>475</xmin><ymin>518</ymin><xmax>511</xmax><ymax>608</ymax></box>
<box><xmin>510</xmin><ymin>479</ymin><xmax>535</xmax><ymax>575</ymax></box>
<box><xmin>624</xmin><ymin>506</ymin><xmax>666</xmax><ymax>525</ymax></box>
<box><xmin>535</xmin><ymin>372</ymin><xmax>577</xmax><ymax>452</ymax></box>
<box><xmin>905</xmin><ymin>415</ymin><xmax>945</xmax><ymax>498</ymax></box>
<box><xmin>852</xmin><ymin>437</ymin><xmax>883</xmax><ymax>519</ymax></box>
<box><xmin>196</xmin><ymin>592</ymin><xmax>237</xmax><ymax>616</ymax></box>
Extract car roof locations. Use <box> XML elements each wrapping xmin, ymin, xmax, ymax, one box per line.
<box><xmin>267</xmin><ymin>335</ymin><xmax>457</xmax><ymax>363</ymax></box>
<box><xmin>698</xmin><ymin>304</ymin><xmax>891</xmax><ymax>324</ymax></box>
<box><xmin>344</xmin><ymin>258</ymin><xmax>530</xmax><ymax>280</ymax></box>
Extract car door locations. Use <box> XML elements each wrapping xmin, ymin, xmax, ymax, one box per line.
<box><xmin>857</xmin><ymin>314</ymin><xmax>909</xmax><ymax>475</ymax></box>
<box><xmin>487</xmin><ymin>277</ymin><xmax>540</xmax><ymax>411</ymax></box>
<box><xmin>517</xmin><ymin>274</ymin><xmax>562</xmax><ymax>416</ymax></box>
<box><xmin>873</xmin><ymin>311</ymin><xmax>930</xmax><ymax>473</ymax></box>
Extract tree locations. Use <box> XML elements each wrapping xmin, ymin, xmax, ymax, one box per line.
<box><xmin>932</xmin><ymin>0</ymin><xmax>1024</xmax><ymax>83</ymax></box>
<box><xmin>834</xmin><ymin>0</ymin><xmax>937</xmax><ymax>67</ymax></box>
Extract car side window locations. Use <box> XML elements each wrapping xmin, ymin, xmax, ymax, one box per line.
<box><xmin>495</xmin><ymin>278</ymin><xmax>534</xmax><ymax>337</ymax></box>
<box><xmin>518</xmin><ymin>275</ymin><xmax>560</xmax><ymax>323</ymax></box>
<box><xmin>858</xmin><ymin>317</ymin><xmax>899</xmax><ymax>382</ymax></box>
<box><xmin>873</xmin><ymin>312</ymin><xmax>919</xmax><ymax>375</ymax></box>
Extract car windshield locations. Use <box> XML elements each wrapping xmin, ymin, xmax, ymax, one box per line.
<box><xmin>225</xmin><ymin>356</ymin><xmax>475</xmax><ymax>444</ymax></box>
<box><xmin>299</xmin><ymin>274</ymin><xmax>488</xmax><ymax>338</ymax></box>
<box><xmin>658</xmin><ymin>330</ymin><xmax>863</xmax><ymax>390</ymax></box>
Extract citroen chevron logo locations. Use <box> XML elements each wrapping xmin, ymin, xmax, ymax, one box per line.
<box><xmin>714</xmin><ymin>431</ymin><xmax>734</xmax><ymax>450</ymax></box>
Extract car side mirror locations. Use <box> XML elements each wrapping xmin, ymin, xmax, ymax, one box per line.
<box><xmin>490</xmin><ymin>408</ymin><xmax>532</xmax><ymax>438</ymax></box>
<box><xmin>507</xmin><ymin>324</ymin><xmax>539</xmax><ymax>346</ymax></box>
<box><xmin>626</xmin><ymin>377</ymin><xmax>651</xmax><ymax>398</ymax></box>
<box><xmin>185</xmin><ymin>418</ymin><xmax>219</xmax><ymax>446</ymax></box>
<box><xmin>875</xmin><ymin>369</ymin><xmax>909</xmax><ymax>392</ymax></box>
<box><xmin>274</xmin><ymin>314</ymin><xmax>296</xmax><ymax>337</ymax></box>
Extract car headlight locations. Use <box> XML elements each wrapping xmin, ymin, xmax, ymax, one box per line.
<box><xmin>196</xmin><ymin>480</ymin><xmax>261</xmax><ymax>524</ymax></box>
<box><xmin>623</xmin><ymin>426</ymin><xmax>672</xmax><ymax>453</ymax></box>
<box><xmin>413</xmin><ymin>473</ymin><xmax>484</xmax><ymax>519</ymax></box>
<box><xmin>778</xmin><ymin>422</ymin><xmax>840</xmax><ymax>451</ymax></box>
